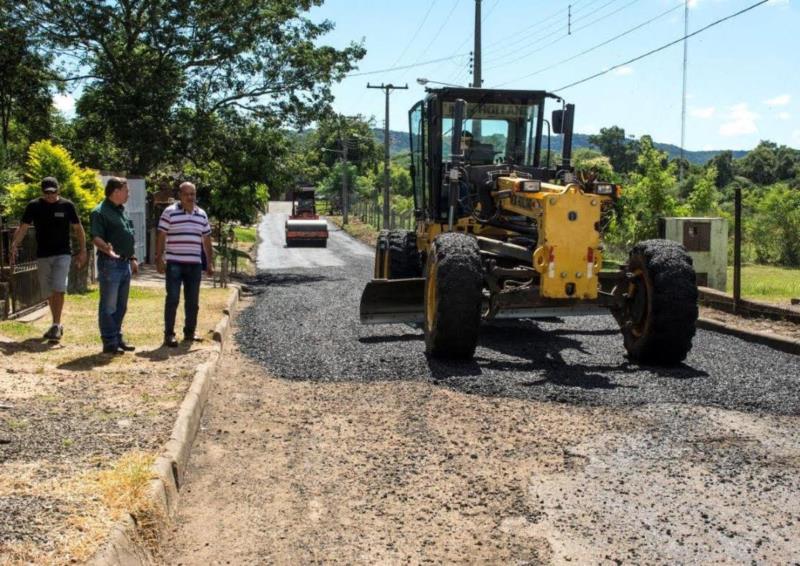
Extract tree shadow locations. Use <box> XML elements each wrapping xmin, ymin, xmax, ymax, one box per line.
<box><xmin>0</xmin><ymin>338</ymin><xmax>59</xmax><ymax>356</ymax></box>
<box><xmin>249</xmin><ymin>272</ymin><xmax>337</xmax><ymax>286</ymax></box>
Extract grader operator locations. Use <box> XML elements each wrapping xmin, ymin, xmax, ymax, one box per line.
<box><xmin>359</xmin><ymin>87</ymin><xmax>698</xmax><ymax>365</ymax></box>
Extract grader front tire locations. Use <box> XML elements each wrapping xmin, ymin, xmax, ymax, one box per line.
<box><xmin>424</xmin><ymin>233</ymin><xmax>483</xmax><ymax>359</ymax></box>
<box><xmin>617</xmin><ymin>239</ymin><xmax>698</xmax><ymax>365</ymax></box>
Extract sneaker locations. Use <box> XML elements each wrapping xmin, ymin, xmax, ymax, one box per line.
<box><xmin>118</xmin><ymin>341</ymin><xmax>136</xmax><ymax>352</ymax></box>
<box><xmin>163</xmin><ymin>335</ymin><xmax>179</xmax><ymax>348</ymax></box>
<box><xmin>182</xmin><ymin>334</ymin><xmax>203</xmax><ymax>343</ymax></box>
<box><xmin>102</xmin><ymin>345</ymin><xmax>124</xmax><ymax>355</ymax></box>
<box><xmin>44</xmin><ymin>324</ymin><xmax>62</xmax><ymax>341</ymax></box>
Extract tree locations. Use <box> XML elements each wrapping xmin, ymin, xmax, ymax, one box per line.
<box><xmin>572</xmin><ymin>148</ymin><xmax>618</xmax><ymax>183</ymax></box>
<box><xmin>612</xmin><ymin>136</ymin><xmax>679</xmax><ymax>246</ymax></box>
<box><xmin>735</xmin><ymin>141</ymin><xmax>778</xmax><ymax>185</ymax></box>
<box><xmin>23</xmin><ymin>0</ymin><xmax>366</xmax><ymax>173</ymax></box>
<box><xmin>0</xmin><ymin>5</ymin><xmax>55</xmax><ymax>164</ymax></box>
<box><xmin>588</xmin><ymin>126</ymin><xmax>639</xmax><ymax>175</ymax></box>
<box><xmin>686</xmin><ymin>165</ymin><xmax>719</xmax><ymax>216</ymax></box>
<box><xmin>3</xmin><ymin>140</ymin><xmax>103</xmax><ymax>225</ymax></box>
<box><xmin>708</xmin><ymin>150</ymin><xmax>734</xmax><ymax>189</ymax></box>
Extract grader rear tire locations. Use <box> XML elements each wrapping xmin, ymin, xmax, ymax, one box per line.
<box><xmin>387</xmin><ymin>230</ymin><xmax>422</xmax><ymax>279</ymax></box>
<box><xmin>424</xmin><ymin>233</ymin><xmax>483</xmax><ymax>359</ymax></box>
<box><xmin>617</xmin><ymin>239</ymin><xmax>698</xmax><ymax>365</ymax></box>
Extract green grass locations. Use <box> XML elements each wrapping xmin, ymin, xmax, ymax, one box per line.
<box><xmin>727</xmin><ymin>265</ymin><xmax>800</xmax><ymax>302</ymax></box>
<box><xmin>233</xmin><ymin>225</ymin><xmax>257</xmax><ymax>243</ymax></box>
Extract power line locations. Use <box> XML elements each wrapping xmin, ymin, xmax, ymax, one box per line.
<box><xmin>485</xmin><ymin>0</ymin><xmax>642</xmax><ymax>69</ymax></box>
<box><xmin>554</xmin><ymin>0</ymin><xmax>771</xmax><ymax>92</ymax></box>
<box><xmin>398</xmin><ymin>0</ymin><xmax>462</xmax><ymax>82</ymax></box>
<box><xmin>491</xmin><ymin>2</ymin><xmax>682</xmax><ymax>88</ymax></box>
<box><xmin>387</xmin><ymin>0</ymin><xmax>439</xmax><ymax>71</ymax></box>
<box><xmin>344</xmin><ymin>52</ymin><xmax>469</xmax><ymax>78</ymax></box>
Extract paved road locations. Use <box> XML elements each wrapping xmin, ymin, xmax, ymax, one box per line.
<box><xmin>164</xmin><ymin>210</ymin><xmax>800</xmax><ymax>564</ymax></box>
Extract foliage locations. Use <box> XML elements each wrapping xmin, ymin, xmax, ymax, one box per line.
<box><xmin>686</xmin><ymin>165</ymin><xmax>719</xmax><ymax>216</ymax></box>
<box><xmin>572</xmin><ymin>148</ymin><xmax>618</xmax><ymax>183</ymax></box>
<box><xmin>743</xmin><ymin>183</ymin><xmax>800</xmax><ymax>266</ymax></box>
<box><xmin>610</xmin><ymin>136</ymin><xmax>679</xmax><ymax>247</ymax></box>
<box><xmin>734</xmin><ymin>141</ymin><xmax>800</xmax><ymax>186</ymax></box>
<box><xmin>588</xmin><ymin>126</ymin><xmax>639</xmax><ymax>175</ymax></box>
<box><xmin>2</xmin><ymin>140</ymin><xmax>103</xmax><ymax>224</ymax></box>
<box><xmin>0</xmin><ymin>5</ymin><xmax>57</xmax><ymax>165</ymax></box>
<box><xmin>23</xmin><ymin>0</ymin><xmax>366</xmax><ymax>174</ymax></box>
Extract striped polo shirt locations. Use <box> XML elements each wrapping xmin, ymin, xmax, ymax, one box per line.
<box><xmin>157</xmin><ymin>203</ymin><xmax>212</xmax><ymax>264</ymax></box>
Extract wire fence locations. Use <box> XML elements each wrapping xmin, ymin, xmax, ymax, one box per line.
<box><xmin>323</xmin><ymin>194</ymin><xmax>416</xmax><ymax>232</ymax></box>
<box><xmin>0</xmin><ymin>221</ymin><xmax>47</xmax><ymax>319</ymax></box>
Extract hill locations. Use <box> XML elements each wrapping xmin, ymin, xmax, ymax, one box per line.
<box><xmin>374</xmin><ymin>129</ymin><xmax>748</xmax><ymax>165</ymax></box>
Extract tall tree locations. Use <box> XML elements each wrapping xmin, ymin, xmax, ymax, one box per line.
<box><xmin>0</xmin><ymin>3</ymin><xmax>55</xmax><ymax>163</ymax></box>
<box><xmin>588</xmin><ymin>126</ymin><xmax>639</xmax><ymax>175</ymax></box>
<box><xmin>24</xmin><ymin>0</ymin><xmax>365</xmax><ymax>173</ymax></box>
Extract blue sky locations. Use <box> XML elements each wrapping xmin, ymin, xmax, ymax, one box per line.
<box><xmin>307</xmin><ymin>0</ymin><xmax>799</xmax><ymax>151</ymax></box>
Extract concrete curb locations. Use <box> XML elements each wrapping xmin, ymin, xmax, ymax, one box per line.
<box><xmin>697</xmin><ymin>316</ymin><xmax>800</xmax><ymax>356</ymax></box>
<box><xmin>90</xmin><ymin>285</ymin><xmax>241</xmax><ymax>566</ymax></box>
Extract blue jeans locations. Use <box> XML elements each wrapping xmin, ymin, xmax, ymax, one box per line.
<box><xmin>164</xmin><ymin>262</ymin><xmax>202</xmax><ymax>338</ymax></box>
<box><xmin>97</xmin><ymin>255</ymin><xmax>131</xmax><ymax>347</ymax></box>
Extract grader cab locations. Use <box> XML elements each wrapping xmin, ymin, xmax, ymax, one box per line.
<box><xmin>359</xmin><ymin>87</ymin><xmax>698</xmax><ymax>364</ymax></box>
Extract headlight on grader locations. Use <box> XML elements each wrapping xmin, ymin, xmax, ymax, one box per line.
<box><xmin>595</xmin><ymin>183</ymin><xmax>614</xmax><ymax>195</ymax></box>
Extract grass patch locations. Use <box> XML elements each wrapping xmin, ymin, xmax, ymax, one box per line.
<box><xmin>233</xmin><ymin>225</ymin><xmax>257</xmax><ymax>243</ymax></box>
<box><xmin>727</xmin><ymin>264</ymin><xmax>800</xmax><ymax>302</ymax></box>
<box><xmin>330</xmin><ymin>216</ymin><xmax>379</xmax><ymax>247</ymax></box>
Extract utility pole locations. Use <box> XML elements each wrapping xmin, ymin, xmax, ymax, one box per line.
<box><xmin>679</xmin><ymin>0</ymin><xmax>689</xmax><ymax>183</ymax></box>
<box><xmin>342</xmin><ymin>128</ymin><xmax>349</xmax><ymax>225</ymax></box>
<box><xmin>473</xmin><ymin>0</ymin><xmax>482</xmax><ymax>88</ymax></box>
<box><xmin>367</xmin><ymin>82</ymin><xmax>408</xmax><ymax>228</ymax></box>
<box><xmin>472</xmin><ymin>0</ymin><xmax>482</xmax><ymax>137</ymax></box>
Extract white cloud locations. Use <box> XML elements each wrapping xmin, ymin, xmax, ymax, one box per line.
<box><xmin>690</xmin><ymin>106</ymin><xmax>715</xmax><ymax>119</ymax></box>
<box><xmin>778</xmin><ymin>112</ymin><xmax>791</xmax><ymax>120</ymax></box>
<box><xmin>612</xmin><ymin>66</ymin><xmax>634</xmax><ymax>76</ymax></box>
<box><xmin>53</xmin><ymin>93</ymin><xmax>75</xmax><ymax>115</ymax></box>
<box><xmin>719</xmin><ymin>103</ymin><xmax>758</xmax><ymax>137</ymax></box>
<box><xmin>764</xmin><ymin>94</ymin><xmax>791</xmax><ymax>106</ymax></box>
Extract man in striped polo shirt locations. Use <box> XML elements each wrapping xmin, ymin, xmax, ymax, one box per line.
<box><xmin>155</xmin><ymin>182</ymin><xmax>214</xmax><ymax>347</ymax></box>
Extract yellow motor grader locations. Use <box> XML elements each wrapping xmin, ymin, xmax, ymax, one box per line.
<box><xmin>359</xmin><ymin>87</ymin><xmax>698</xmax><ymax>364</ymax></box>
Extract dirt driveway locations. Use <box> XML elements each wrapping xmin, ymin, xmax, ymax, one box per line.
<box><xmin>162</xmin><ymin>309</ymin><xmax>800</xmax><ymax>564</ymax></box>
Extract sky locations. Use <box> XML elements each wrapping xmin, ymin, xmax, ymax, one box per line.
<box><xmin>306</xmin><ymin>0</ymin><xmax>799</xmax><ymax>151</ymax></box>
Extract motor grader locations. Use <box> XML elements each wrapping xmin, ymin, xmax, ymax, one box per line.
<box><xmin>359</xmin><ymin>87</ymin><xmax>698</xmax><ymax>364</ymax></box>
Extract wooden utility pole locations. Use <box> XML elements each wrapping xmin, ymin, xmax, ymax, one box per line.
<box><xmin>472</xmin><ymin>0</ymin><xmax>482</xmax><ymax>88</ymax></box>
<box><xmin>367</xmin><ymin>83</ymin><xmax>408</xmax><ymax>228</ymax></box>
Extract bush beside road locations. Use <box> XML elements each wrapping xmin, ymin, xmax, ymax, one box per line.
<box><xmin>0</xmin><ymin>282</ymin><xmax>231</xmax><ymax>564</ymax></box>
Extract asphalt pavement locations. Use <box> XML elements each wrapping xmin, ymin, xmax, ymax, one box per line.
<box><xmin>241</xmin><ymin>207</ymin><xmax>800</xmax><ymax>417</ymax></box>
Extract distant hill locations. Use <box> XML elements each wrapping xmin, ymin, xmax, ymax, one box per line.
<box><xmin>374</xmin><ymin>129</ymin><xmax>748</xmax><ymax>165</ymax></box>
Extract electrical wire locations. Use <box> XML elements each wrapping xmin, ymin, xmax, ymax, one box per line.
<box><xmin>553</xmin><ymin>0</ymin><xmax>771</xmax><ymax>92</ymax></box>
<box><xmin>387</xmin><ymin>0</ymin><xmax>439</xmax><ymax>71</ymax></box>
<box><xmin>491</xmin><ymin>2</ymin><xmax>682</xmax><ymax>88</ymax></box>
<box><xmin>485</xmin><ymin>0</ymin><xmax>642</xmax><ymax>69</ymax></box>
<box><xmin>344</xmin><ymin>52</ymin><xmax>470</xmax><ymax>78</ymax></box>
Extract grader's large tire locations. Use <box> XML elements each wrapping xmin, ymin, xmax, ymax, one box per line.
<box><xmin>617</xmin><ymin>239</ymin><xmax>698</xmax><ymax>365</ymax></box>
<box><xmin>387</xmin><ymin>230</ymin><xmax>422</xmax><ymax>279</ymax></box>
<box><xmin>424</xmin><ymin>233</ymin><xmax>483</xmax><ymax>359</ymax></box>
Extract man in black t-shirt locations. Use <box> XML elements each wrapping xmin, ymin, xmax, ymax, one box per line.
<box><xmin>9</xmin><ymin>177</ymin><xmax>87</xmax><ymax>342</ymax></box>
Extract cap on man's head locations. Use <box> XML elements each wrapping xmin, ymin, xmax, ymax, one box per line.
<box><xmin>41</xmin><ymin>177</ymin><xmax>59</xmax><ymax>193</ymax></box>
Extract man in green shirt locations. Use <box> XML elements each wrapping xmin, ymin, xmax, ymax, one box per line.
<box><xmin>90</xmin><ymin>177</ymin><xmax>138</xmax><ymax>354</ymax></box>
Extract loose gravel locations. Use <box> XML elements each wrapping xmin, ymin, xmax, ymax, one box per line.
<box><xmin>237</xmin><ymin>225</ymin><xmax>800</xmax><ymax>417</ymax></box>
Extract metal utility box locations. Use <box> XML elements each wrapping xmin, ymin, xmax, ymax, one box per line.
<box><xmin>660</xmin><ymin>217</ymin><xmax>727</xmax><ymax>290</ymax></box>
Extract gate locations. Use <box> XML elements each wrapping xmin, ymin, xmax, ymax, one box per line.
<box><xmin>0</xmin><ymin>221</ymin><xmax>47</xmax><ymax>319</ymax></box>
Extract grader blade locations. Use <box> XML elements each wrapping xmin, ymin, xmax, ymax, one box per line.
<box><xmin>359</xmin><ymin>278</ymin><xmax>425</xmax><ymax>324</ymax></box>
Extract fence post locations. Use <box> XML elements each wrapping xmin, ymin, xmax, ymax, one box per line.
<box><xmin>733</xmin><ymin>186</ymin><xmax>742</xmax><ymax>313</ymax></box>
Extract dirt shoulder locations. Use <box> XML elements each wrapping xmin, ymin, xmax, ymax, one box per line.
<box><xmin>0</xmin><ymin>274</ymin><xmax>233</xmax><ymax>565</ymax></box>
<box><xmin>163</xmin><ymin>312</ymin><xmax>800</xmax><ymax>564</ymax></box>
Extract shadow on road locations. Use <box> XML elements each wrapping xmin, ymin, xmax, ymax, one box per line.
<box><xmin>249</xmin><ymin>272</ymin><xmax>339</xmax><ymax>286</ymax></box>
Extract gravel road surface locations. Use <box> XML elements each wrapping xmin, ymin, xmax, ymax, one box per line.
<box><xmin>163</xmin><ymin>208</ymin><xmax>800</xmax><ymax>564</ymax></box>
